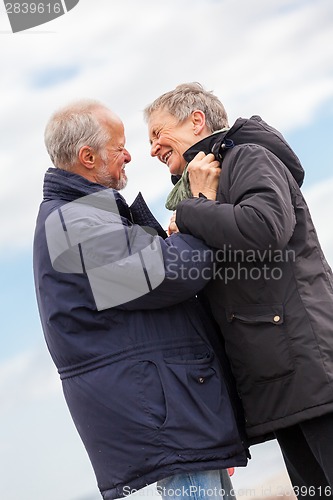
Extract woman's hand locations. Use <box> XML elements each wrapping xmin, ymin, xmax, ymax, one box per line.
<box><xmin>187</xmin><ymin>151</ymin><xmax>221</xmax><ymax>200</ymax></box>
<box><xmin>167</xmin><ymin>211</ymin><xmax>179</xmax><ymax>235</ymax></box>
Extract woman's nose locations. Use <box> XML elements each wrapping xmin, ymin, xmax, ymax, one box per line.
<box><xmin>150</xmin><ymin>140</ymin><xmax>160</xmax><ymax>157</ymax></box>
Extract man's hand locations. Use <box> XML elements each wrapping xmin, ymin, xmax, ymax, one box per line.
<box><xmin>187</xmin><ymin>151</ymin><xmax>221</xmax><ymax>199</ymax></box>
<box><xmin>167</xmin><ymin>211</ymin><xmax>179</xmax><ymax>235</ymax></box>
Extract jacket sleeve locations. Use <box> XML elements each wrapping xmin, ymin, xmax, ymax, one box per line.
<box><xmin>117</xmin><ymin>231</ymin><xmax>215</xmax><ymax>310</ymax></box>
<box><xmin>45</xmin><ymin>201</ymin><xmax>215</xmax><ymax>311</ymax></box>
<box><xmin>176</xmin><ymin>144</ymin><xmax>296</xmax><ymax>252</ymax></box>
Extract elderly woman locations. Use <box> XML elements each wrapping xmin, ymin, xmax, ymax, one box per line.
<box><xmin>145</xmin><ymin>83</ymin><xmax>333</xmax><ymax>495</ymax></box>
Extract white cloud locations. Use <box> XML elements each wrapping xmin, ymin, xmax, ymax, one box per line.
<box><xmin>0</xmin><ymin>0</ymin><xmax>333</xmax><ymax>250</ymax></box>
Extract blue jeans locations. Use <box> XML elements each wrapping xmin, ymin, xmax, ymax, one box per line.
<box><xmin>157</xmin><ymin>469</ymin><xmax>235</xmax><ymax>500</ymax></box>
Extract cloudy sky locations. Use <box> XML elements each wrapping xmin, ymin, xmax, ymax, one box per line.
<box><xmin>0</xmin><ymin>0</ymin><xmax>333</xmax><ymax>499</ymax></box>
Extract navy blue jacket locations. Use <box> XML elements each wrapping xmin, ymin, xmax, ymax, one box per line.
<box><xmin>33</xmin><ymin>168</ymin><xmax>247</xmax><ymax>499</ymax></box>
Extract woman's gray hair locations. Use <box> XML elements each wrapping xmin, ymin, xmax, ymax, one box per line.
<box><xmin>144</xmin><ymin>82</ymin><xmax>229</xmax><ymax>132</ymax></box>
<box><xmin>44</xmin><ymin>99</ymin><xmax>111</xmax><ymax>170</ymax></box>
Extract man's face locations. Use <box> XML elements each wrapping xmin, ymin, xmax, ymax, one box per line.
<box><xmin>148</xmin><ymin>109</ymin><xmax>199</xmax><ymax>176</ymax></box>
<box><xmin>94</xmin><ymin>110</ymin><xmax>131</xmax><ymax>190</ymax></box>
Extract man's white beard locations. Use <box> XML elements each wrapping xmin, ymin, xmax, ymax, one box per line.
<box><xmin>96</xmin><ymin>161</ymin><xmax>128</xmax><ymax>191</ymax></box>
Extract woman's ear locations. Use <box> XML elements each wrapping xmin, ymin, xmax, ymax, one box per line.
<box><xmin>191</xmin><ymin>110</ymin><xmax>206</xmax><ymax>135</ymax></box>
<box><xmin>78</xmin><ymin>146</ymin><xmax>96</xmax><ymax>170</ymax></box>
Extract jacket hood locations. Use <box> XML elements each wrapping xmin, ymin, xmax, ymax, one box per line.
<box><xmin>182</xmin><ymin>115</ymin><xmax>305</xmax><ymax>187</ymax></box>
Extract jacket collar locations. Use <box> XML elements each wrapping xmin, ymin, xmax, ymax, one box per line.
<box><xmin>43</xmin><ymin>167</ymin><xmax>131</xmax><ymax>219</ymax></box>
<box><xmin>183</xmin><ymin>130</ymin><xmax>230</xmax><ymax>163</ymax></box>
<box><xmin>171</xmin><ymin>130</ymin><xmax>230</xmax><ymax>185</ymax></box>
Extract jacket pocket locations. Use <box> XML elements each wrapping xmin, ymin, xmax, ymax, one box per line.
<box><xmin>224</xmin><ymin>304</ymin><xmax>295</xmax><ymax>384</ymax></box>
<box><xmin>165</xmin><ymin>347</ymin><xmax>220</xmax><ymax>413</ymax></box>
<box><xmin>134</xmin><ymin>360</ymin><xmax>167</xmax><ymax>429</ymax></box>
<box><xmin>159</xmin><ymin>344</ymin><xmax>239</xmax><ymax>450</ymax></box>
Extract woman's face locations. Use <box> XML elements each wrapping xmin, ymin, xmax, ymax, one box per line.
<box><xmin>148</xmin><ymin>109</ymin><xmax>200</xmax><ymax>176</ymax></box>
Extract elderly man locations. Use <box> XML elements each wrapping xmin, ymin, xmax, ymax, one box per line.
<box><xmin>33</xmin><ymin>99</ymin><xmax>247</xmax><ymax>500</ymax></box>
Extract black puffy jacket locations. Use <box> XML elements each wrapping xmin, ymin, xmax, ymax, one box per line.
<box><xmin>176</xmin><ymin>116</ymin><xmax>333</xmax><ymax>441</ymax></box>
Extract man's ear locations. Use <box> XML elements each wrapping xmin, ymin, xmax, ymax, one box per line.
<box><xmin>78</xmin><ymin>146</ymin><xmax>96</xmax><ymax>170</ymax></box>
<box><xmin>191</xmin><ymin>110</ymin><xmax>206</xmax><ymax>135</ymax></box>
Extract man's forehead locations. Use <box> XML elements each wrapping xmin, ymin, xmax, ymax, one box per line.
<box><xmin>95</xmin><ymin>107</ymin><xmax>123</xmax><ymax>127</ymax></box>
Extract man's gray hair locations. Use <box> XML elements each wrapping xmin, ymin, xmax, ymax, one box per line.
<box><xmin>44</xmin><ymin>99</ymin><xmax>110</xmax><ymax>170</ymax></box>
<box><xmin>144</xmin><ymin>82</ymin><xmax>229</xmax><ymax>132</ymax></box>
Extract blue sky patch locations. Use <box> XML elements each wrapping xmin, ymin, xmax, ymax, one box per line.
<box><xmin>286</xmin><ymin>102</ymin><xmax>333</xmax><ymax>187</ymax></box>
<box><xmin>30</xmin><ymin>65</ymin><xmax>80</xmax><ymax>89</ymax></box>
<box><xmin>0</xmin><ymin>251</ymin><xmax>42</xmax><ymax>360</ymax></box>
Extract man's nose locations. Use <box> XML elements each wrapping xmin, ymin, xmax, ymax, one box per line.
<box><xmin>124</xmin><ymin>149</ymin><xmax>131</xmax><ymax>163</ymax></box>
